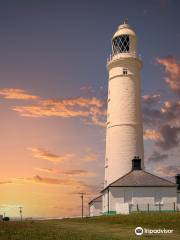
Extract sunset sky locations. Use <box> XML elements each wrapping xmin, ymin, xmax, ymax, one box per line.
<box><xmin>0</xmin><ymin>0</ymin><xmax>180</xmax><ymax>218</ymax></box>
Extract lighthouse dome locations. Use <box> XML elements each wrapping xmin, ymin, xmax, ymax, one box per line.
<box><xmin>111</xmin><ymin>20</ymin><xmax>137</xmax><ymax>57</ymax></box>
<box><xmin>113</xmin><ymin>21</ymin><xmax>136</xmax><ymax>38</ymax></box>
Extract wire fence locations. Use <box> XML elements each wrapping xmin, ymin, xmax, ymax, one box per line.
<box><xmin>129</xmin><ymin>202</ymin><xmax>179</xmax><ymax>213</ymax></box>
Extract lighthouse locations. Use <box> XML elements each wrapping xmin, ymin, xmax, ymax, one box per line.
<box><xmin>89</xmin><ymin>21</ymin><xmax>178</xmax><ymax>217</ymax></box>
<box><xmin>104</xmin><ymin>20</ymin><xmax>144</xmax><ymax>186</ymax></box>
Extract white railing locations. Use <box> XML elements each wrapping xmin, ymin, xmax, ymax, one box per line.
<box><xmin>107</xmin><ymin>52</ymin><xmax>141</xmax><ymax>64</ymax></box>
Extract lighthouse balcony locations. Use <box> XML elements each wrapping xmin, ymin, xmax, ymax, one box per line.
<box><xmin>107</xmin><ymin>52</ymin><xmax>141</xmax><ymax>65</ymax></box>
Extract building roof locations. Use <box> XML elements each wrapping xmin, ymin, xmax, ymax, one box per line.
<box><xmin>89</xmin><ymin>195</ymin><xmax>102</xmax><ymax>205</ymax></box>
<box><xmin>102</xmin><ymin>170</ymin><xmax>176</xmax><ymax>192</ymax></box>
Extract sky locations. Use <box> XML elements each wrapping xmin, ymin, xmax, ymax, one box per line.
<box><xmin>0</xmin><ymin>0</ymin><xmax>180</xmax><ymax>218</ymax></box>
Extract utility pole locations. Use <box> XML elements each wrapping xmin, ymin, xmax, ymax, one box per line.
<box><xmin>3</xmin><ymin>212</ymin><xmax>5</xmax><ymax>218</ymax></box>
<box><xmin>79</xmin><ymin>193</ymin><xmax>85</xmax><ymax>218</ymax></box>
<box><xmin>19</xmin><ymin>207</ymin><xmax>23</xmax><ymax>221</ymax></box>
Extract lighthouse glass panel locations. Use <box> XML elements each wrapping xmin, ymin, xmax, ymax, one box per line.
<box><xmin>112</xmin><ymin>35</ymin><xmax>129</xmax><ymax>54</ymax></box>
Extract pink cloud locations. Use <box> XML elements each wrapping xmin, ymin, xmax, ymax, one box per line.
<box><xmin>156</xmin><ymin>56</ymin><xmax>180</xmax><ymax>95</ymax></box>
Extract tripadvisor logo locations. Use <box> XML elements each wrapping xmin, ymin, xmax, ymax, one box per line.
<box><xmin>135</xmin><ymin>227</ymin><xmax>143</xmax><ymax>236</ymax></box>
<box><xmin>135</xmin><ymin>227</ymin><xmax>174</xmax><ymax>236</ymax></box>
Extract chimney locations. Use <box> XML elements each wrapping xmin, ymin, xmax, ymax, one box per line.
<box><xmin>175</xmin><ymin>174</ymin><xmax>180</xmax><ymax>190</ymax></box>
<box><xmin>132</xmin><ymin>156</ymin><xmax>142</xmax><ymax>170</ymax></box>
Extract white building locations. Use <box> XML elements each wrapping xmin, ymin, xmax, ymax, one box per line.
<box><xmin>89</xmin><ymin>20</ymin><xmax>179</xmax><ymax>216</ymax></box>
<box><xmin>102</xmin><ymin>158</ymin><xmax>177</xmax><ymax>214</ymax></box>
<box><xmin>89</xmin><ymin>195</ymin><xmax>102</xmax><ymax>217</ymax></box>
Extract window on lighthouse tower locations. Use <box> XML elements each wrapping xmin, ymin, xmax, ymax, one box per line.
<box><xmin>123</xmin><ymin>68</ymin><xmax>128</xmax><ymax>75</ymax></box>
<box><xmin>112</xmin><ymin>35</ymin><xmax>130</xmax><ymax>54</ymax></box>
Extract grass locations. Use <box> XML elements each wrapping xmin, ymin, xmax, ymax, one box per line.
<box><xmin>0</xmin><ymin>213</ymin><xmax>180</xmax><ymax>240</ymax></box>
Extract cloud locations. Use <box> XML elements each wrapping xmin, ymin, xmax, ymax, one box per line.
<box><xmin>83</xmin><ymin>153</ymin><xmax>98</xmax><ymax>162</ymax></box>
<box><xmin>160</xmin><ymin>100</ymin><xmax>180</xmax><ymax>126</ymax></box>
<box><xmin>34</xmin><ymin>167</ymin><xmax>53</xmax><ymax>173</ymax></box>
<box><xmin>143</xmin><ymin>107</ymin><xmax>163</xmax><ymax>127</ymax></box>
<box><xmin>33</xmin><ymin>175</ymin><xmax>71</xmax><ymax>185</ymax></box>
<box><xmin>37</xmin><ymin>175</ymin><xmax>99</xmax><ymax>194</ymax></box>
<box><xmin>60</xmin><ymin>170</ymin><xmax>96</xmax><ymax>177</ymax></box>
<box><xmin>14</xmin><ymin>175</ymin><xmax>98</xmax><ymax>195</ymax></box>
<box><xmin>15</xmin><ymin>175</ymin><xmax>78</xmax><ymax>185</ymax></box>
<box><xmin>15</xmin><ymin>175</ymin><xmax>74</xmax><ymax>185</ymax></box>
<box><xmin>155</xmin><ymin>125</ymin><xmax>180</xmax><ymax>150</ymax></box>
<box><xmin>28</xmin><ymin>148</ymin><xmax>74</xmax><ymax>163</ymax></box>
<box><xmin>143</xmin><ymin>98</ymin><xmax>180</xmax><ymax>128</ymax></box>
<box><xmin>142</xmin><ymin>94</ymin><xmax>180</xmax><ymax>151</ymax></box>
<box><xmin>144</xmin><ymin>129</ymin><xmax>161</xmax><ymax>140</ymax></box>
<box><xmin>34</xmin><ymin>167</ymin><xmax>96</xmax><ymax>177</ymax></box>
<box><xmin>80</xmin><ymin>86</ymin><xmax>94</xmax><ymax>94</ymax></box>
<box><xmin>148</xmin><ymin>151</ymin><xmax>168</xmax><ymax>162</ymax></box>
<box><xmin>144</xmin><ymin>125</ymin><xmax>180</xmax><ymax>151</ymax></box>
<box><xmin>154</xmin><ymin>165</ymin><xmax>180</xmax><ymax>177</ymax></box>
<box><xmin>156</xmin><ymin>56</ymin><xmax>180</xmax><ymax>95</ymax></box>
<box><xmin>142</xmin><ymin>94</ymin><xmax>161</xmax><ymax>105</ymax></box>
<box><xmin>0</xmin><ymin>88</ymin><xmax>39</xmax><ymax>100</ymax></box>
<box><xmin>0</xmin><ymin>180</ymin><xmax>12</xmax><ymax>184</ymax></box>
<box><xmin>13</xmin><ymin>97</ymin><xmax>106</xmax><ymax>127</ymax></box>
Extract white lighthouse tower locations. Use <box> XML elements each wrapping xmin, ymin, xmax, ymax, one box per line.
<box><xmin>89</xmin><ymin>21</ymin><xmax>178</xmax><ymax>217</ymax></box>
<box><xmin>104</xmin><ymin>20</ymin><xmax>144</xmax><ymax>186</ymax></box>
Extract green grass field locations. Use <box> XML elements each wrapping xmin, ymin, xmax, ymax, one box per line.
<box><xmin>0</xmin><ymin>213</ymin><xmax>180</xmax><ymax>240</ymax></box>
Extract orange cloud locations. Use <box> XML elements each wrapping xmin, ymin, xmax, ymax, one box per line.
<box><xmin>14</xmin><ymin>175</ymin><xmax>98</xmax><ymax>195</ymax></box>
<box><xmin>60</xmin><ymin>169</ymin><xmax>96</xmax><ymax>177</ymax></box>
<box><xmin>13</xmin><ymin>97</ymin><xmax>106</xmax><ymax>126</ymax></box>
<box><xmin>33</xmin><ymin>175</ymin><xmax>71</xmax><ymax>185</ymax></box>
<box><xmin>14</xmin><ymin>176</ymin><xmax>76</xmax><ymax>185</ymax></box>
<box><xmin>0</xmin><ymin>88</ymin><xmax>39</xmax><ymax>100</ymax></box>
<box><xmin>0</xmin><ymin>180</ymin><xmax>12</xmax><ymax>184</ymax></box>
<box><xmin>34</xmin><ymin>167</ymin><xmax>53</xmax><ymax>173</ymax></box>
<box><xmin>144</xmin><ymin>129</ymin><xmax>161</xmax><ymax>141</ymax></box>
<box><xmin>83</xmin><ymin>153</ymin><xmax>98</xmax><ymax>162</ymax></box>
<box><xmin>28</xmin><ymin>148</ymin><xmax>74</xmax><ymax>163</ymax></box>
<box><xmin>156</xmin><ymin>56</ymin><xmax>180</xmax><ymax>95</ymax></box>
<box><xmin>34</xmin><ymin>167</ymin><xmax>96</xmax><ymax>177</ymax></box>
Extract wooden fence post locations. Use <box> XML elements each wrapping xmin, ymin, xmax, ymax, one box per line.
<box><xmin>137</xmin><ymin>204</ymin><xmax>139</xmax><ymax>212</ymax></box>
<box><xmin>159</xmin><ymin>203</ymin><xmax>161</xmax><ymax>212</ymax></box>
<box><xmin>173</xmin><ymin>202</ymin><xmax>176</xmax><ymax>212</ymax></box>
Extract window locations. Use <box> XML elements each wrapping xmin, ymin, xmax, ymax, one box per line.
<box><xmin>112</xmin><ymin>35</ymin><xmax>130</xmax><ymax>54</ymax></box>
<box><xmin>123</xmin><ymin>68</ymin><xmax>128</xmax><ymax>75</ymax></box>
<box><xmin>124</xmin><ymin>191</ymin><xmax>133</xmax><ymax>203</ymax></box>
